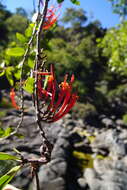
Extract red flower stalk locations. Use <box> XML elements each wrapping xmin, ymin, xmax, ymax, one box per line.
<box><xmin>43</xmin><ymin>5</ymin><xmax>61</xmax><ymax>30</ymax></box>
<box><xmin>37</xmin><ymin>64</ymin><xmax>78</xmax><ymax>122</ymax></box>
<box><xmin>10</xmin><ymin>88</ymin><xmax>20</xmax><ymax>110</ymax></box>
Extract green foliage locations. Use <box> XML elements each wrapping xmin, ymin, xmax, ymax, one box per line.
<box><xmin>122</xmin><ymin>114</ymin><xmax>127</xmax><ymax>124</ymax></box>
<box><xmin>0</xmin><ymin>165</ymin><xmax>21</xmax><ymax>189</ymax></box>
<box><xmin>57</xmin><ymin>0</ymin><xmax>64</xmax><ymax>3</ymax></box>
<box><xmin>0</xmin><ymin>3</ymin><xmax>11</xmax><ymax>47</ymax></box>
<box><xmin>6</xmin><ymin>47</ymin><xmax>25</xmax><ymax>57</ymax></box>
<box><xmin>0</xmin><ymin>153</ymin><xmax>20</xmax><ymax>161</ymax></box>
<box><xmin>0</xmin><ymin>127</ymin><xmax>14</xmax><ymax>138</ymax></box>
<box><xmin>5</xmin><ymin>67</ymin><xmax>14</xmax><ymax>86</ymax></box>
<box><xmin>0</xmin><ymin>21</ymin><xmax>35</xmax><ymax>87</ymax></box>
<box><xmin>27</xmin><ymin>58</ymin><xmax>35</xmax><ymax>69</ymax></box>
<box><xmin>25</xmin><ymin>23</ymin><xmax>34</xmax><ymax>38</ymax></box>
<box><xmin>70</xmin><ymin>0</ymin><xmax>80</xmax><ymax>5</ymax></box>
<box><xmin>5</xmin><ymin>14</ymin><xmax>28</xmax><ymax>41</ymax></box>
<box><xmin>0</xmin><ymin>111</ymin><xmax>6</xmax><ymax>118</ymax></box>
<box><xmin>107</xmin><ymin>83</ymin><xmax>127</xmax><ymax>100</ymax></box>
<box><xmin>0</xmin><ymin>160</ymin><xmax>17</xmax><ymax>179</ymax></box>
<box><xmin>23</xmin><ymin>77</ymin><xmax>35</xmax><ymax>94</ymax></box>
<box><xmin>98</xmin><ymin>21</ymin><xmax>127</xmax><ymax>75</ymax></box>
<box><xmin>16</xmin><ymin>7</ymin><xmax>28</xmax><ymax>17</ymax></box>
<box><xmin>16</xmin><ymin>33</ymin><xmax>27</xmax><ymax>43</ymax></box>
<box><xmin>57</xmin><ymin>0</ymin><xmax>80</xmax><ymax>5</ymax></box>
<box><xmin>108</xmin><ymin>0</ymin><xmax>127</xmax><ymax>20</ymax></box>
<box><xmin>61</xmin><ymin>8</ymin><xmax>87</xmax><ymax>27</ymax></box>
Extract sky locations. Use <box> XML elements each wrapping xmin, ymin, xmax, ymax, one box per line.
<box><xmin>3</xmin><ymin>0</ymin><xmax>120</xmax><ymax>28</ymax></box>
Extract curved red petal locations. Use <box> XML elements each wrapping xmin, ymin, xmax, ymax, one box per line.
<box><xmin>52</xmin><ymin>90</ymin><xmax>71</xmax><ymax>118</ymax></box>
<box><xmin>10</xmin><ymin>88</ymin><xmax>20</xmax><ymax>110</ymax></box>
<box><xmin>50</xmin><ymin>94</ymin><xmax>78</xmax><ymax>122</ymax></box>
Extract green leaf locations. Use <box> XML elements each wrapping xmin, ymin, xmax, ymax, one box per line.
<box><xmin>2</xmin><ymin>127</ymin><xmax>13</xmax><ymax>138</ymax></box>
<box><xmin>13</xmin><ymin>148</ymin><xmax>21</xmax><ymax>155</ymax></box>
<box><xmin>16</xmin><ymin>33</ymin><xmax>27</xmax><ymax>43</ymax></box>
<box><xmin>5</xmin><ymin>67</ymin><xmax>14</xmax><ymax>86</ymax></box>
<box><xmin>25</xmin><ymin>24</ymin><xmax>34</xmax><ymax>38</ymax></box>
<box><xmin>0</xmin><ymin>127</ymin><xmax>12</xmax><ymax>138</ymax></box>
<box><xmin>0</xmin><ymin>152</ymin><xmax>20</xmax><ymax>161</ymax></box>
<box><xmin>70</xmin><ymin>0</ymin><xmax>80</xmax><ymax>5</ymax></box>
<box><xmin>57</xmin><ymin>0</ymin><xmax>64</xmax><ymax>3</ymax></box>
<box><xmin>0</xmin><ymin>71</ymin><xmax>5</xmax><ymax>77</ymax></box>
<box><xmin>0</xmin><ymin>165</ymin><xmax>21</xmax><ymax>189</ymax></box>
<box><xmin>28</xmin><ymin>58</ymin><xmax>35</xmax><ymax>69</ymax></box>
<box><xmin>23</xmin><ymin>77</ymin><xmax>35</xmax><ymax>94</ymax></box>
<box><xmin>14</xmin><ymin>69</ymin><xmax>21</xmax><ymax>80</ymax></box>
<box><xmin>123</xmin><ymin>114</ymin><xmax>127</xmax><ymax>124</ymax></box>
<box><xmin>0</xmin><ymin>128</ymin><xmax>4</xmax><ymax>137</ymax></box>
<box><xmin>6</xmin><ymin>47</ymin><xmax>25</xmax><ymax>57</ymax></box>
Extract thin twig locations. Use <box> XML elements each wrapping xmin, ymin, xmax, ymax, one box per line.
<box><xmin>33</xmin><ymin>0</ymin><xmax>53</xmax><ymax>172</ymax></box>
<box><xmin>16</xmin><ymin>152</ymin><xmax>48</xmax><ymax>190</ymax></box>
<box><xmin>34</xmin><ymin>0</ymin><xmax>50</xmax><ymax>140</ymax></box>
<box><xmin>17</xmin><ymin>152</ymin><xmax>48</xmax><ymax>190</ymax></box>
<box><xmin>34</xmin><ymin>171</ymin><xmax>40</xmax><ymax>190</ymax></box>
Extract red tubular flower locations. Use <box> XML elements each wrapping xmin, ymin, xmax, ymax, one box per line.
<box><xmin>43</xmin><ymin>5</ymin><xmax>61</xmax><ymax>30</ymax></box>
<box><xmin>10</xmin><ymin>88</ymin><xmax>20</xmax><ymax>110</ymax></box>
<box><xmin>37</xmin><ymin>64</ymin><xmax>78</xmax><ymax>122</ymax></box>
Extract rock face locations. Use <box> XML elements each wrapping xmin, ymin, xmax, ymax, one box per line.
<box><xmin>1</xmin><ymin>102</ymin><xmax>127</xmax><ymax>190</ymax></box>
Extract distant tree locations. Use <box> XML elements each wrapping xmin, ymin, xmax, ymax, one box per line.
<box><xmin>98</xmin><ymin>21</ymin><xmax>127</xmax><ymax>75</ymax></box>
<box><xmin>5</xmin><ymin>14</ymin><xmax>28</xmax><ymax>41</ymax></box>
<box><xmin>61</xmin><ymin>8</ymin><xmax>87</xmax><ymax>28</ymax></box>
<box><xmin>16</xmin><ymin>7</ymin><xmax>28</xmax><ymax>17</ymax></box>
<box><xmin>108</xmin><ymin>0</ymin><xmax>127</xmax><ymax>21</ymax></box>
<box><xmin>0</xmin><ymin>3</ymin><xmax>11</xmax><ymax>47</ymax></box>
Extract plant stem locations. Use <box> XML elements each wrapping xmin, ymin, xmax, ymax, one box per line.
<box><xmin>34</xmin><ymin>0</ymin><xmax>50</xmax><ymax>140</ymax></box>
<box><xmin>35</xmin><ymin>171</ymin><xmax>40</xmax><ymax>190</ymax></box>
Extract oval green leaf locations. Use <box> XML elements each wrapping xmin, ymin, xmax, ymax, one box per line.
<box><xmin>23</xmin><ymin>77</ymin><xmax>35</xmax><ymax>94</ymax></box>
<box><xmin>0</xmin><ymin>71</ymin><xmax>5</xmax><ymax>77</ymax></box>
<box><xmin>0</xmin><ymin>152</ymin><xmax>20</xmax><ymax>161</ymax></box>
<box><xmin>0</xmin><ymin>165</ymin><xmax>21</xmax><ymax>189</ymax></box>
<box><xmin>25</xmin><ymin>24</ymin><xmax>34</xmax><ymax>38</ymax></box>
<box><xmin>5</xmin><ymin>67</ymin><xmax>14</xmax><ymax>86</ymax></box>
<box><xmin>71</xmin><ymin>0</ymin><xmax>80</xmax><ymax>5</ymax></box>
<box><xmin>16</xmin><ymin>33</ymin><xmax>27</xmax><ymax>43</ymax></box>
<box><xmin>6</xmin><ymin>47</ymin><xmax>25</xmax><ymax>57</ymax></box>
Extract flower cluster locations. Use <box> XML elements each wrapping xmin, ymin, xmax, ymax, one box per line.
<box><xmin>37</xmin><ymin>64</ymin><xmax>78</xmax><ymax>122</ymax></box>
<box><xmin>32</xmin><ymin>3</ymin><xmax>60</xmax><ymax>30</ymax></box>
<box><xmin>43</xmin><ymin>5</ymin><xmax>60</xmax><ymax>30</ymax></box>
<box><xmin>10</xmin><ymin>65</ymin><xmax>78</xmax><ymax>122</ymax></box>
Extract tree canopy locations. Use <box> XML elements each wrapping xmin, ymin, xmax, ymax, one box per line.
<box><xmin>0</xmin><ymin>1</ymin><xmax>127</xmax><ymax>120</ymax></box>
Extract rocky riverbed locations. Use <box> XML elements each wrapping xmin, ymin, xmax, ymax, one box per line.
<box><xmin>0</xmin><ymin>93</ymin><xmax>127</xmax><ymax>190</ymax></box>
